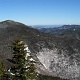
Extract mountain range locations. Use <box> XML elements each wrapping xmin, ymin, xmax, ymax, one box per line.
<box><xmin>37</xmin><ymin>25</ymin><xmax>80</xmax><ymax>37</ymax></box>
<box><xmin>0</xmin><ymin>20</ymin><xmax>80</xmax><ymax>80</ymax></box>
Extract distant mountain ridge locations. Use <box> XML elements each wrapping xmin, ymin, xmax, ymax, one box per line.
<box><xmin>38</xmin><ymin>25</ymin><xmax>80</xmax><ymax>36</ymax></box>
<box><xmin>31</xmin><ymin>25</ymin><xmax>62</xmax><ymax>29</ymax></box>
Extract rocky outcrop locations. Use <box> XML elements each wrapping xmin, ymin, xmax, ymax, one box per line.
<box><xmin>36</xmin><ymin>48</ymin><xmax>80</xmax><ymax>80</ymax></box>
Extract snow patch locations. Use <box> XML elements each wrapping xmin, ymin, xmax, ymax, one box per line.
<box><xmin>36</xmin><ymin>48</ymin><xmax>80</xmax><ymax>79</ymax></box>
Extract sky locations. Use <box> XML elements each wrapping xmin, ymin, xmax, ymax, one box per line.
<box><xmin>0</xmin><ymin>0</ymin><xmax>80</xmax><ymax>25</ymax></box>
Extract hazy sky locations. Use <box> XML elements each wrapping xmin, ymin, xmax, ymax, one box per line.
<box><xmin>0</xmin><ymin>0</ymin><xmax>80</xmax><ymax>25</ymax></box>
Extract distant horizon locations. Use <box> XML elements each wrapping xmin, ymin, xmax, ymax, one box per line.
<box><xmin>1</xmin><ymin>19</ymin><xmax>80</xmax><ymax>26</ymax></box>
<box><xmin>1</xmin><ymin>20</ymin><xmax>80</xmax><ymax>26</ymax></box>
<box><xmin>30</xmin><ymin>24</ymin><xmax>80</xmax><ymax>26</ymax></box>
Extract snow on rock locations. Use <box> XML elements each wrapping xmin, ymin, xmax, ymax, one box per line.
<box><xmin>24</xmin><ymin>44</ymin><xmax>35</xmax><ymax>62</ymax></box>
<box><xmin>29</xmin><ymin>58</ymin><xmax>35</xmax><ymax>61</ymax></box>
<box><xmin>24</xmin><ymin>45</ymin><xmax>31</xmax><ymax>59</ymax></box>
<box><xmin>36</xmin><ymin>48</ymin><xmax>80</xmax><ymax>79</ymax></box>
<box><xmin>24</xmin><ymin>44</ymin><xmax>31</xmax><ymax>53</ymax></box>
<box><xmin>37</xmin><ymin>48</ymin><xmax>58</xmax><ymax>70</ymax></box>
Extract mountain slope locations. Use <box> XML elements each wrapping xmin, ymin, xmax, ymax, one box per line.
<box><xmin>0</xmin><ymin>20</ymin><xmax>43</xmax><ymax>67</ymax></box>
<box><xmin>0</xmin><ymin>20</ymin><xmax>80</xmax><ymax>80</ymax></box>
<box><xmin>0</xmin><ymin>20</ymin><xmax>54</xmax><ymax>69</ymax></box>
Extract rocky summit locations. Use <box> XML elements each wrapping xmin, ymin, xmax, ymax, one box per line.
<box><xmin>0</xmin><ymin>20</ymin><xmax>80</xmax><ymax>80</ymax></box>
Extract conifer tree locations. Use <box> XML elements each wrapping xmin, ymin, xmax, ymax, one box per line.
<box><xmin>8</xmin><ymin>39</ymin><xmax>38</xmax><ymax>80</ymax></box>
<box><xmin>0</xmin><ymin>61</ymin><xmax>6</xmax><ymax>80</ymax></box>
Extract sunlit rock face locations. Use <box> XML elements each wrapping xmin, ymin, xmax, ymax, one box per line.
<box><xmin>36</xmin><ymin>47</ymin><xmax>80</xmax><ymax>80</ymax></box>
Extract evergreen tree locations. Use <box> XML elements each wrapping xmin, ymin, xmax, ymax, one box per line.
<box><xmin>0</xmin><ymin>61</ymin><xmax>6</xmax><ymax>80</ymax></box>
<box><xmin>8</xmin><ymin>39</ymin><xmax>38</xmax><ymax>80</ymax></box>
<box><xmin>0</xmin><ymin>61</ymin><xmax>10</xmax><ymax>80</ymax></box>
